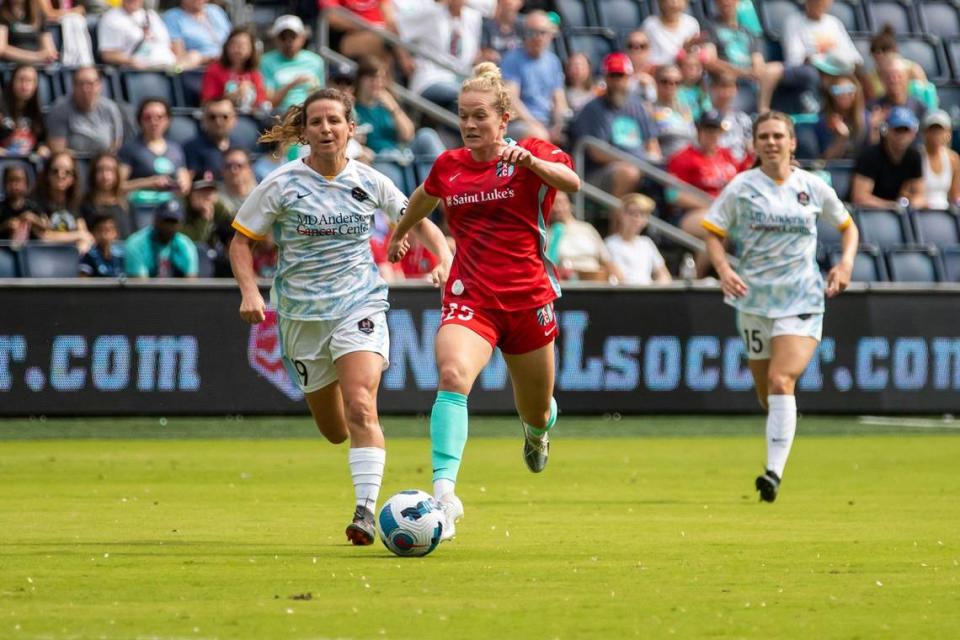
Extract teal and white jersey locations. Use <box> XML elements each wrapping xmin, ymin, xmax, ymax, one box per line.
<box><xmin>703</xmin><ymin>167</ymin><xmax>851</xmax><ymax>318</ymax></box>
<box><xmin>233</xmin><ymin>158</ymin><xmax>408</xmax><ymax>320</ymax></box>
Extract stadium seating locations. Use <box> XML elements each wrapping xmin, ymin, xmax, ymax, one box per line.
<box><xmin>195</xmin><ymin>244</ymin><xmax>217</xmax><ymax>278</ymax></box>
<box><xmin>0</xmin><ymin>243</ymin><xmax>20</xmax><ymax>278</ymax></box>
<box><xmin>829</xmin><ymin>0</ymin><xmax>870</xmax><ymax>32</ymax></box>
<box><xmin>123</xmin><ymin>71</ymin><xmax>179</xmax><ymax>110</ymax></box>
<box><xmin>856</xmin><ymin>207</ymin><xmax>914</xmax><ymax>249</ymax></box>
<box><xmin>918</xmin><ymin>0</ymin><xmax>960</xmax><ymax>41</ymax></box>
<box><xmin>20</xmin><ymin>243</ymin><xmax>79</xmax><ymax>278</ymax></box>
<box><xmin>833</xmin><ymin>243</ymin><xmax>888</xmax><ymax>281</ymax></box>
<box><xmin>167</xmin><ymin>113</ymin><xmax>201</xmax><ymax>147</ymax></box>
<box><xmin>897</xmin><ymin>36</ymin><xmax>949</xmax><ymax>83</ymax></box>
<box><xmin>596</xmin><ymin>0</ymin><xmax>646</xmax><ymax>31</ymax></box>
<box><xmin>760</xmin><ymin>0</ymin><xmax>802</xmax><ymax>40</ymax></box>
<box><xmin>912</xmin><ymin>209</ymin><xmax>960</xmax><ymax>249</ymax></box>
<box><xmin>133</xmin><ymin>206</ymin><xmax>157</xmax><ymax>231</ymax></box>
<box><xmin>556</xmin><ymin>0</ymin><xmax>597</xmax><ymax>29</ymax></box>
<box><xmin>826</xmin><ymin>161</ymin><xmax>855</xmax><ymax>202</ymax></box>
<box><xmin>886</xmin><ymin>245</ymin><xmax>943</xmax><ymax>282</ymax></box>
<box><xmin>564</xmin><ymin>28</ymin><xmax>619</xmax><ymax>76</ymax></box>
<box><xmin>867</xmin><ymin>0</ymin><xmax>919</xmax><ymax>34</ymax></box>
<box><xmin>943</xmin><ymin>245</ymin><xmax>960</xmax><ymax>280</ymax></box>
<box><xmin>231</xmin><ymin>115</ymin><xmax>265</xmax><ymax>153</ymax></box>
<box><xmin>372</xmin><ymin>159</ymin><xmax>412</xmax><ymax>196</ymax></box>
<box><xmin>179</xmin><ymin>70</ymin><xmax>205</xmax><ymax>109</ymax></box>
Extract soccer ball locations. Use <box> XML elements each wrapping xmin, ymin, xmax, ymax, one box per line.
<box><xmin>377</xmin><ymin>490</ymin><xmax>445</xmax><ymax>557</ymax></box>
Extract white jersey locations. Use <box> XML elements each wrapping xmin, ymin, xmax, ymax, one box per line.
<box><xmin>704</xmin><ymin>167</ymin><xmax>851</xmax><ymax>318</ymax></box>
<box><xmin>233</xmin><ymin>158</ymin><xmax>408</xmax><ymax>321</ymax></box>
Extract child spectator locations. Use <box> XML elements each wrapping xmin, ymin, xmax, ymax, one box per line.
<box><xmin>79</xmin><ymin>215</ymin><xmax>124</xmax><ymax>277</ymax></box>
<box><xmin>604</xmin><ymin>193</ymin><xmax>672</xmax><ymax>285</ymax></box>
<box><xmin>34</xmin><ymin>151</ymin><xmax>93</xmax><ymax>250</ymax></box>
<box><xmin>0</xmin><ymin>163</ymin><xmax>45</xmax><ymax>243</ymax></box>
<box><xmin>677</xmin><ymin>44</ymin><xmax>712</xmax><ymax>121</ymax></box>
<box><xmin>80</xmin><ymin>153</ymin><xmax>133</xmax><ymax>239</ymax></box>
<box><xmin>0</xmin><ymin>65</ymin><xmax>48</xmax><ymax>157</ymax></box>
<box><xmin>200</xmin><ymin>27</ymin><xmax>267</xmax><ymax>114</ymax></box>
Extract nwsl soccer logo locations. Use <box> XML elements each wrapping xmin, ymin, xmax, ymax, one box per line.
<box><xmin>495</xmin><ymin>160</ymin><xmax>515</xmax><ymax>178</ymax></box>
<box><xmin>536</xmin><ymin>304</ymin><xmax>554</xmax><ymax>326</ymax></box>
<box><xmin>247</xmin><ymin>309</ymin><xmax>303</xmax><ymax>401</ymax></box>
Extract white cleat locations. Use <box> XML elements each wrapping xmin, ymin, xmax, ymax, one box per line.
<box><xmin>436</xmin><ymin>493</ymin><xmax>464</xmax><ymax>542</ymax></box>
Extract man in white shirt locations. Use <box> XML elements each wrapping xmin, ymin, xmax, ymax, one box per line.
<box><xmin>758</xmin><ymin>0</ymin><xmax>862</xmax><ymax>113</ymax></box>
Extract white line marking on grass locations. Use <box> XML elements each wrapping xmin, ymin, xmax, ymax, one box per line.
<box><xmin>858</xmin><ymin>416</ymin><xmax>960</xmax><ymax>429</ymax></box>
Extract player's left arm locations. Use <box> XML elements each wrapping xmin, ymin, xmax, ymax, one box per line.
<box><xmin>821</xmin><ymin>178</ymin><xmax>860</xmax><ymax>297</ymax></box>
<box><xmin>500</xmin><ymin>143</ymin><xmax>581</xmax><ymax>192</ymax></box>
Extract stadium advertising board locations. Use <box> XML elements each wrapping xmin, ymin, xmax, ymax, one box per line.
<box><xmin>1</xmin><ymin>284</ymin><xmax>958</xmax><ymax>415</ymax></box>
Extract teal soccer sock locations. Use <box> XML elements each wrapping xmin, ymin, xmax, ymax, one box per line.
<box><xmin>431</xmin><ymin>391</ymin><xmax>469</xmax><ymax>485</ymax></box>
<box><xmin>523</xmin><ymin>397</ymin><xmax>558</xmax><ymax>437</ymax></box>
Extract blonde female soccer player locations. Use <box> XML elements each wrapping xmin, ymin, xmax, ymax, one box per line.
<box><xmin>703</xmin><ymin>111</ymin><xmax>859</xmax><ymax>502</ymax></box>
<box><xmin>387</xmin><ymin>63</ymin><xmax>580</xmax><ymax>539</ymax></box>
<box><xmin>229</xmin><ymin>88</ymin><xmax>452</xmax><ymax>544</ymax></box>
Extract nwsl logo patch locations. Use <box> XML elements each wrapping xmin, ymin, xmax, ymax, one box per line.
<box><xmin>495</xmin><ymin>161</ymin><xmax>515</xmax><ymax>178</ymax></box>
<box><xmin>536</xmin><ymin>304</ymin><xmax>554</xmax><ymax>326</ymax></box>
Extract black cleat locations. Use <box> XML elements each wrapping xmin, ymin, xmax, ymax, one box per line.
<box><xmin>345</xmin><ymin>505</ymin><xmax>376</xmax><ymax>545</ymax></box>
<box><xmin>755</xmin><ymin>470</ymin><xmax>781</xmax><ymax>503</ymax></box>
<box><xmin>523</xmin><ymin>427</ymin><xmax>549</xmax><ymax>473</ymax></box>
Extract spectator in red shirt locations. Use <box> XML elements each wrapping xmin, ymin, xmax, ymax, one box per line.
<box><xmin>667</xmin><ymin>109</ymin><xmax>750</xmax><ymax>242</ymax></box>
<box><xmin>320</xmin><ymin>0</ymin><xmax>397</xmax><ymax>60</ymax></box>
<box><xmin>200</xmin><ymin>27</ymin><xmax>267</xmax><ymax>114</ymax></box>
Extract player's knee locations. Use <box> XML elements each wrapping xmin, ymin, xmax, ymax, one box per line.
<box><xmin>342</xmin><ymin>391</ymin><xmax>378</xmax><ymax>429</ymax></box>
<box><xmin>767</xmin><ymin>372</ymin><xmax>795</xmax><ymax>395</ymax></box>
<box><xmin>437</xmin><ymin>363</ymin><xmax>472</xmax><ymax>394</ymax></box>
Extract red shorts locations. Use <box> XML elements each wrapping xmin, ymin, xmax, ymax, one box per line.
<box><xmin>439</xmin><ymin>301</ymin><xmax>558</xmax><ymax>355</ymax></box>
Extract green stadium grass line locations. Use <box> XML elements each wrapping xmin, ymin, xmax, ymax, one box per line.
<box><xmin>858</xmin><ymin>415</ymin><xmax>960</xmax><ymax>429</ymax></box>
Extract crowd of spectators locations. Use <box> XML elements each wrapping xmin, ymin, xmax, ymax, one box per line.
<box><xmin>1</xmin><ymin>0</ymin><xmax>958</xmax><ymax>283</ymax></box>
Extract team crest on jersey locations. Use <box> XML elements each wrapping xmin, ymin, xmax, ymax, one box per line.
<box><xmin>358</xmin><ymin>318</ymin><xmax>375</xmax><ymax>334</ymax></box>
<box><xmin>797</xmin><ymin>191</ymin><xmax>810</xmax><ymax>205</ymax></box>
<box><xmin>351</xmin><ymin>187</ymin><xmax>371</xmax><ymax>203</ymax></box>
<box><xmin>495</xmin><ymin>160</ymin><xmax>515</xmax><ymax>178</ymax></box>
<box><xmin>536</xmin><ymin>304</ymin><xmax>554</xmax><ymax>326</ymax></box>
<box><xmin>247</xmin><ymin>309</ymin><xmax>303</xmax><ymax>402</ymax></box>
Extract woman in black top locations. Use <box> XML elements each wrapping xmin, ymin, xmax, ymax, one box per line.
<box><xmin>80</xmin><ymin>152</ymin><xmax>133</xmax><ymax>238</ymax></box>
<box><xmin>0</xmin><ymin>0</ymin><xmax>58</xmax><ymax>64</ymax></box>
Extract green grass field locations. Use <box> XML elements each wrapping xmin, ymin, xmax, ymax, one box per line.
<box><xmin>2</xmin><ymin>416</ymin><xmax>959</xmax><ymax>639</ymax></box>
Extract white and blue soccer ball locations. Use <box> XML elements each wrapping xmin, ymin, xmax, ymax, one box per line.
<box><xmin>377</xmin><ymin>490</ymin><xmax>445</xmax><ymax>557</ymax></box>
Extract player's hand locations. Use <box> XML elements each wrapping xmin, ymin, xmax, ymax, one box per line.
<box><xmin>826</xmin><ymin>261</ymin><xmax>852</xmax><ymax>298</ymax></box>
<box><xmin>499</xmin><ymin>144</ymin><xmax>536</xmax><ymax>169</ymax></box>
<box><xmin>387</xmin><ymin>234</ymin><xmax>410</xmax><ymax>263</ymax></box>
<box><xmin>430</xmin><ymin>258</ymin><xmax>451</xmax><ymax>288</ymax></box>
<box><xmin>239</xmin><ymin>292</ymin><xmax>267</xmax><ymax>324</ymax></box>
<box><xmin>718</xmin><ymin>266</ymin><xmax>748</xmax><ymax>298</ymax></box>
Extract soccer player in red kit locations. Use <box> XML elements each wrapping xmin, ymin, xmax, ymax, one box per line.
<box><xmin>388</xmin><ymin>62</ymin><xmax>581</xmax><ymax>540</ymax></box>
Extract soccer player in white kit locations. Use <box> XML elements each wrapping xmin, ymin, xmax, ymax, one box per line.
<box><xmin>703</xmin><ymin>111</ymin><xmax>859</xmax><ymax>502</ymax></box>
<box><xmin>228</xmin><ymin>89</ymin><xmax>452</xmax><ymax>543</ymax></box>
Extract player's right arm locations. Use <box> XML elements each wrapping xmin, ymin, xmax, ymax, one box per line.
<box><xmin>387</xmin><ymin>185</ymin><xmax>441</xmax><ymax>262</ymax></box>
<box><xmin>229</xmin><ymin>233</ymin><xmax>266</xmax><ymax>324</ymax></box>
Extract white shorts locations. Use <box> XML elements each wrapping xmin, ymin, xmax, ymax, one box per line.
<box><xmin>278</xmin><ymin>305</ymin><xmax>390</xmax><ymax>393</ymax></box>
<box><xmin>736</xmin><ymin>311</ymin><xmax>823</xmax><ymax>360</ymax></box>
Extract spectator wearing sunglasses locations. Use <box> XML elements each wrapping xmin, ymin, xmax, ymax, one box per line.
<box><xmin>851</xmin><ymin>106</ymin><xmax>926</xmax><ymax>211</ymax></box>
<box><xmin>814</xmin><ymin>74</ymin><xmax>867</xmax><ymax>161</ymax></box>
<box><xmin>623</xmin><ymin>29</ymin><xmax>656</xmax><ymax>103</ymax></box>
<box><xmin>184</xmin><ymin>98</ymin><xmax>238</xmax><ymax>180</ymax></box>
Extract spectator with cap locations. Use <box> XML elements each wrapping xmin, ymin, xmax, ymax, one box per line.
<box><xmin>181</xmin><ymin>170</ymin><xmax>232</xmax><ymax>273</ymax></box>
<box><xmin>867</xmin><ymin>57</ymin><xmax>927</xmax><ymax>144</ymax></box>
<box><xmin>920</xmin><ymin>110</ymin><xmax>960</xmax><ymax>211</ymax></box>
<box><xmin>329</xmin><ymin>61</ymin><xmax>357</xmax><ymax>95</ymax></box>
<box><xmin>501</xmin><ymin>10</ymin><xmax>568</xmax><ymax>143</ymax></box>
<box><xmin>184</xmin><ymin>97</ymin><xmax>238</xmax><ymax>180</ymax></box>
<box><xmin>97</xmin><ymin>0</ymin><xmax>180</xmax><ymax>70</ymax></box>
<box><xmin>569</xmin><ymin>52</ymin><xmax>661</xmax><ymax>197</ymax></box>
<box><xmin>124</xmin><ymin>198</ymin><xmax>199</xmax><ymax>278</ymax></box>
<box><xmin>163</xmin><ymin>0</ymin><xmax>232</xmax><ymax>69</ymax></box>
<box><xmin>759</xmin><ymin>0</ymin><xmax>862</xmax><ymax>114</ymax></box>
<box><xmin>851</xmin><ymin>106</ymin><xmax>926</xmax><ymax>211</ymax></box>
<box><xmin>46</xmin><ymin>66</ymin><xmax>125</xmax><ymax>155</ymax></box>
<box><xmin>667</xmin><ymin>109</ymin><xmax>749</xmax><ymax>238</ymax></box>
<box><xmin>79</xmin><ymin>215</ymin><xmax>125</xmax><ymax>277</ymax></box>
<box><xmin>604</xmin><ymin>193</ymin><xmax>672</xmax><ymax>285</ymax></box>
<box><xmin>478</xmin><ymin>0</ymin><xmax>524</xmax><ymax>64</ymax></box>
<box><xmin>259</xmin><ymin>15</ymin><xmax>325</xmax><ymax>113</ymax></box>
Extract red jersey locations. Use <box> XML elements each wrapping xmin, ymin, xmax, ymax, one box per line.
<box><xmin>424</xmin><ymin>138</ymin><xmax>572</xmax><ymax>311</ymax></box>
<box><xmin>667</xmin><ymin>143</ymin><xmax>751</xmax><ymax>198</ymax></box>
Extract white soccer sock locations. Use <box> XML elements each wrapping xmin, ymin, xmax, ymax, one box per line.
<box><xmin>433</xmin><ymin>478</ymin><xmax>456</xmax><ymax>500</ymax></box>
<box><xmin>765</xmin><ymin>395</ymin><xmax>797</xmax><ymax>478</ymax></box>
<box><xmin>349</xmin><ymin>447</ymin><xmax>386</xmax><ymax>512</ymax></box>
